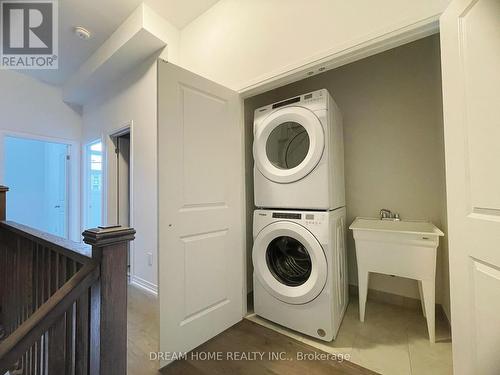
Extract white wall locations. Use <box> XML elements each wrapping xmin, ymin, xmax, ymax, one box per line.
<box><xmin>179</xmin><ymin>0</ymin><xmax>450</xmax><ymax>91</ymax></box>
<box><xmin>244</xmin><ymin>36</ymin><xmax>449</xmax><ymax>313</ymax></box>
<box><xmin>82</xmin><ymin>56</ymin><xmax>159</xmax><ymax>294</ymax></box>
<box><xmin>143</xmin><ymin>3</ymin><xmax>180</xmax><ymax>62</ymax></box>
<box><xmin>0</xmin><ymin>70</ymin><xmax>82</xmax><ymax>139</ymax></box>
<box><xmin>77</xmin><ymin>3</ymin><xmax>181</xmax><ymax>294</ymax></box>
<box><xmin>0</xmin><ymin>70</ymin><xmax>82</xmax><ymax>241</ymax></box>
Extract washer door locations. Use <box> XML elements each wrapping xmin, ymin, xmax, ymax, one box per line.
<box><xmin>253</xmin><ymin>221</ymin><xmax>327</xmax><ymax>305</ymax></box>
<box><xmin>253</xmin><ymin>106</ymin><xmax>325</xmax><ymax>183</ymax></box>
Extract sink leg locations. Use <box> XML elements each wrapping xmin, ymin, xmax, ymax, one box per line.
<box><xmin>358</xmin><ymin>269</ymin><xmax>369</xmax><ymax>322</ymax></box>
<box><xmin>421</xmin><ymin>280</ymin><xmax>435</xmax><ymax>343</ymax></box>
<box><xmin>418</xmin><ymin>280</ymin><xmax>426</xmax><ymax>317</ymax></box>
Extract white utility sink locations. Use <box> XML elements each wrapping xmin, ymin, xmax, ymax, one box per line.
<box><xmin>350</xmin><ymin>217</ymin><xmax>444</xmax><ymax>343</ymax></box>
<box><xmin>349</xmin><ymin>218</ymin><xmax>444</xmax><ymax>237</ymax></box>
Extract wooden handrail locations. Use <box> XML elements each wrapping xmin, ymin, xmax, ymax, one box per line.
<box><xmin>0</xmin><ymin>221</ymin><xmax>92</xmax><ymax>262</ymax></box>
<box><xmin>0</xmin><ymin>262</ymin><xmax>100</xmax><ymax>374</ymax></box>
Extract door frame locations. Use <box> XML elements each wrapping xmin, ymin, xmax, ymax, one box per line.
<box><xmin>239</xmin><ymin>16</ymin><xmax>444</xmax><ymax>313</ymax></box>
<box><xmin>0</xmin><ymin>130</ymin><xmax>80</xmax><ymax>241</ymax></box>
<box><xmin>104</xmin><ymin>122</ymin><xmax>135</xmax><ymax>276</ymax></box>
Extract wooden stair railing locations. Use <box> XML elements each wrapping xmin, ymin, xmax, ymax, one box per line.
<box><xmin>0</xmin><ymin>186</ymin><xmax>135</xmax><ymax>375</ymax></box>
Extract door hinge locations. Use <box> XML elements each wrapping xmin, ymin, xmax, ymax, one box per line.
<box><xmin>66</xmin><ymin>155</ymin><xmax>70</xmax><ymax>160</ymax></box>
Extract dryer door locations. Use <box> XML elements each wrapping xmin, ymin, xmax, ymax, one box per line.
<box><xmin>253</xmin><ymin>221</ymin><xmax>327</xmax><ymax>304</ymax></box>
<box><xmin>253</xmin><ymin>106</ymin><xmax>325</xmax><ymax>183</ymax></box>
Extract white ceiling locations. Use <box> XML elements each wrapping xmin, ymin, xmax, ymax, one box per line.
<box><xmin>144</xmin><ymin>0</ymin><xmax>220</xmax><ymax>29</ymax></box>
<box><xmin>25</xmin><ymin>0</ymin><xmax>142</xmax><ymax>86</ymax></box>
<box><xmin>23</xmin><ymin>0</ymin><xmax>220</xmax><ymax>86</ymax></box>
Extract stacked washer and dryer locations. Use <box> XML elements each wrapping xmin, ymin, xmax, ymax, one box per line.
<box><xmin>252</xmin><ymin>89</ymin><xmax>348</xmax><ymax>341</ymax></box>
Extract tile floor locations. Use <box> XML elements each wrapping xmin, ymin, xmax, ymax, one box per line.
<box><xmin>246</xmin><ymin>296</ymin><xmax>453</xmax><ymax>375</ymax></box>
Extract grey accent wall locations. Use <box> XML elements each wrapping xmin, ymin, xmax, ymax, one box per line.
<box><xmin>244</xmin><ymin>35</ymin><xmax>449</xmax><ymax>317</ymax></box>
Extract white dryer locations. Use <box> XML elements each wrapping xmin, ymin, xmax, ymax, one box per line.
<box><xmin>252</xmin><ymin>208</ymin><xmax>348</xmax><ymax>341</ymax></box>
<box><xmin>253</xmin><ymin>89</ymin><xmax>345</xmax><ymax>210</ymax></box>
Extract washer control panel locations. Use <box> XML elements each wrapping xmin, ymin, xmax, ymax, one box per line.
<box><xmin>268</xmin><ymin>211</ymin><xmax>323</xmax><ymax>225</ymax></box>
<box><xmin>304</xmin><ymin>213</ymin><xmax>322</xmax><ymax>225</ymax></box>
<box><xmin>272</xmin><ymin>212</ymin><xmax>301</xmax><ymax>219</ymax></box>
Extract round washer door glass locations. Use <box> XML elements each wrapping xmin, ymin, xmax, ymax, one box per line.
<box><xmin>266</xmin><ymin>236</ymin><xmax>311</xmax><ymax>286</ymax></box>
<box><xmin>266</xmin><ymin>122</ymin><xmax>310</xmax><ymax>170</ymax></box>
<box><xmin>252</xmin><ymin>221</ymin><xmax>327</xmax><ymax>305</ymax></box>
<box><xmin>254</xmin><ymin>106</ymin><xmax>325</xmax><ymax>184</ymax></box>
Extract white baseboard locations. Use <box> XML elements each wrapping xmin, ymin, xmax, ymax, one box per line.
<box><xmin>130</xmin><ymin>275</ymin><xmax>158</xmax><ymax>297</ymax></box>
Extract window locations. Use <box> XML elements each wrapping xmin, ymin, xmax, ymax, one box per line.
<box><xmin>85</xmin><ymin>140</ymin><xmax>103</xmax><ymax>229</ymax></box>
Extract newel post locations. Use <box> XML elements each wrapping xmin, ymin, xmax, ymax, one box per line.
<box><xmin>82</xmin><ymin>225</ymin><xmax>136</xmax><ymax>375</ymax></box>
<box><xmin>0</xmin><ymin>186</ymin><xmax>9</xmax><ymax>221</ymax></box>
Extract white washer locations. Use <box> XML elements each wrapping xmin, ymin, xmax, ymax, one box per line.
<box><xmin>253</xmin><ymin>89</ymin><xmax>345</xmax><ymax>210</ymax></box>
<box><xmin>252</xmin><ymin>208</ymin><xmax>348</xmax><ymax>341</ymax></box>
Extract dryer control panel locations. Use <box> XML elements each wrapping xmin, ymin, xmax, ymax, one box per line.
<box><xmin>254</xmin><ymin>88</ymin><xmax>329</xmax><ymax>119</ymax></box>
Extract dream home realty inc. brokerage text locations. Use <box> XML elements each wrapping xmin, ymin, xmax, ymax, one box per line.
<box><xmin>149</xmin><ymin>351</ymin><xmax>351</xmax><ymax>363</ymax></box>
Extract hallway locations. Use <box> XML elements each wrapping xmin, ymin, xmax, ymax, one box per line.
<box><xmin>128</xmin><ymin>286</ymin><xmax>159</xmax><ymax>375</ymax></box>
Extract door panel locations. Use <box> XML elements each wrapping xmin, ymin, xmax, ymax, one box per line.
<box><xmin>158</xmin><ymin>61</ymin><xmax>244</xmax><ymax>365</ymax></box>
<box><xmin>183</xmin><ymin>230</ymin><xmax>228</xmax><ymax>319</ymax></box>
<box><xmin>472</xmin><ymin>260</ymin><xmax>500</xmax><ymax>374</ymax></box>
<box><xmin>440</xmin><ymin>0</ymin><xmax>500</xmax><ymax>373</ymax></box>
<box><xmin>181</xmin><ymin>86</ymin><xmax>227</xmax><ymax>205</ymax></box>
<box><xmin>461</xmin><ymin>0</ymin><xmax>500</xmax><ymax>212</ymax></box>
<box><xmin>44</xmin><ymin>142</ymin><xmax>69</xmax><ymax>238</ymax></box>
<box><xmin>53</xmin><ymin>147</ymin><xmax>68</xmax><ymax>237</ymax></box>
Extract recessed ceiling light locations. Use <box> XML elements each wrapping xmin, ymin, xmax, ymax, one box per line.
<box><xmin>74</xmin><ymin>26</ymin><xmax>91</xmax><ymax>40</ymax></box>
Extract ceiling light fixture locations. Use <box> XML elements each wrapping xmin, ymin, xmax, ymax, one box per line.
<box><xmin>74</xmin><ymin>26</ymin><xmax>91</xmax><ymax>40</ymax></box>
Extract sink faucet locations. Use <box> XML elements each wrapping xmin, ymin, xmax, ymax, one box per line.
<box><xmin>380</xmin><ymin>209</ymin><xmax>400</xmax><ymax>221</ymax></box>
<box><xmin>380</xmin><ymin>209</ymin><xmax>392</xmax><ymax>219</ymax></box>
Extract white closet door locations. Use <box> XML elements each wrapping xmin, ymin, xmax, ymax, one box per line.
<box><xmin>157</xmin><ymin>60</ymin><xmax>244</xmax><ymax>366</ymax></box>
<box><xmin>440</xmin><ymin>0</ymin><xmax>500</xmax><ymax>373</ymax></box>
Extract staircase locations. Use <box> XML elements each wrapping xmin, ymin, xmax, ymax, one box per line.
<box><xmin>0</xmin><ymin>186</ymin><xmax>135</xmax><ymax>375</ymax></box>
